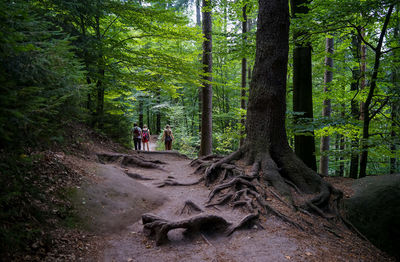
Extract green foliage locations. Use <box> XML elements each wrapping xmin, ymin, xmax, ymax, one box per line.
<box><xmin>0</xmin><ymin>0</ymin><xmax>87</xmax><ymax>149</ymax></box>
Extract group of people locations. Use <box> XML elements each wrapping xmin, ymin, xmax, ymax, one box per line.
<box><xmin>131</xmin><ymin>123</ymin><xmax>174</xmax><ymax>151</ymax></box>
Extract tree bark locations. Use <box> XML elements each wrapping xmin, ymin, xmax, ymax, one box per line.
<box><xmin>291</xmin><ymin>0</ymin><xmax>316</xmax><ymax>171</ymax></box>
<box><xmin>390</xmin><ymin>7</ymin><xmax>399</xmax><ymax>174</ymax></box>
<box><xmin>319</xmin><ymin>37</ymin><xmax>333</xmax><ymax>176</ymax></box>
<box><xmin>156</xmin><ymin>89</ymin><xmax>161</xmax><ymax>134</ymax></box>
<box><xmin>359</xmin><ymin>5</ymin><xmax>394</xmax><ymax>178</ymax></box>
<box><xmin>244</xmin><ymin>0</ymin><xmax>326</xmax><ymax>196</ymax></box>
<box><xmin>196</xmin><ymin>0</ymin><xmax>202</xmax><ymax>135</ymax></box>
<box><xmin>139</xmin><ymin>98</ymin><xmax>144</xmax><ymax>128</ymax></box>
<box><xmin>199</xmin><ymin>0</ymin><xmax>213</xmax><ymax>156</ymax></box>
<box><xmin>95</xmin><ymin>16</ymin><xmax>105</xmax><ymax>129</ymax></box>
<box><xmin>349</xmin><ymin>33</ymin><xmax>361</xmax><ymax>179</ymax></box>
<box><xmin>240</xmin><ymin>5</ymin><xmax>248</xmax><ymax>147</ymax></box>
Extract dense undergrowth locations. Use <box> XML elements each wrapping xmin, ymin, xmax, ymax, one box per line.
<box><xmin>0</xmin><ymin>150</ymin><xmax>80</xmax><ymax>260</ymax></box>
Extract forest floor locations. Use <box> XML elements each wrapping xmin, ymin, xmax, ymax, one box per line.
<box><xmin>35</xmin><ymin>130</ymin><xmax>394</xmax><ymax>262</ymax></box>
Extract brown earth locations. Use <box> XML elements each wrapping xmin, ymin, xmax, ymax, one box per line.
<box><xmin>39</xmin><ymin>130</ymin><xmax>394</xmax><ymax>262</ymax></box>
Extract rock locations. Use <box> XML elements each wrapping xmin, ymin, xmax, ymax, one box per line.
<box><xmin>344</xmin><ymin>174</ymin><xmax>400</xmax><ymax>260</ymax></box>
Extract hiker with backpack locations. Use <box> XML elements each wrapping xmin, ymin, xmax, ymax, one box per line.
<box><xmin>162</xmin><ymin>124</ymin><xmax>174</xmax><ymax>150</ymax></box>
<box><xmin>142</xmin><ymin>125</ymin><xmax>151</xmax><ymax>151</ymax></box>
<box><xmin>132</xmin><ymin>123</ymin><xmax>142</xmax><ymax>150</ymax></box>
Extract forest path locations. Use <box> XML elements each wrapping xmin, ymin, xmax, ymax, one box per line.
<box><xmin>83</xmin><ymin>151</ymin><xmax>311</xmax><ymax>262</ymax></box>
<box><xmin>76</xmin><ymin>150</ymin><xmax>392</xmax><ymax>262</ymax></box>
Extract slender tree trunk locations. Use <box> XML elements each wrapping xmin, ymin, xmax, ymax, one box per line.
<box><xmin>139</xmin><ymin>99</ymin><xmax>144</xmax><ymax>128</ymax></box>
<box><xmin>291</xmin><ymin>0</ymin><xmax>316</xmax><ymax>171</ymax></box>
<box><xmin>94</xmin><ymin>16</ymin><xmax>105</xmax><ymax>129</ymax></box>
<box><xmin>390</xmin><ymin>9</ymin><xmax>399</xmax><ymax>174</ymax></box>
<box><xmin>319</xmin><ymin>37</ymin><xmax>334</xmax><ymax>176</ymax></box>
<box><xmin>240</xmin><ymin>5</ymin><xmax>248</xmax><ymax>147</ymax></box>
<box><xmin>336</xmin><ymin>108</ymin><xmax>345</xmax><ymax>177</ymax></box>
<box><xmin>156</xmin><ymin>89</ymin><xmax>161</xmax><ymax>134</ymax></box>
<box><xmin>349</xmin><ymin>33</ymin><xmax>361</xmax><ymax>179</ymax></box>
<box><xmin>199</xmin><ymin>0</ymin><xmax>213</xmax><ymax>156</ymax></box>
<box><xmin>197</xmin><ymin>0</ymin><xmax>202</xmax><ymax>135</ymax></box>
<box><xmin>359</xmin><ymin>5</ymin><xmax>394</xmax><ymax>178</ymax></box>
<box><xmin>390</xmin><ymin>103</ymin><xmax>397</xmax><ymax>174</ymax></box>
<box><xmin>147</xmin><ymin>105</ymin><xmax>150</xmax><ymax>132</ymax></box>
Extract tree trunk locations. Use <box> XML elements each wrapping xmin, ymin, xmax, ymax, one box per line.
<box><xmin>156</xmin><ymin>89</ymin><xmax>161</xmax><ymax>134</ymax></box>
<box><xmin>359</xmin><ymin>5</ymin><xmax>394</xmax><ymax>178</ymax></box>
<box><xmin>199</xmin><ymin>0</ymin><xmax>213</xmax><ymax>156</ymax></box>
<box><xmin>95</xmin><ymin>16</ymin><xmax>105</xmax><ymax>129</ymax></box>
<box><xmin>291</xmin><ymin>0</ymin><xmax>316</xmax><ymax>171</ymax></box>
<box><xmin>240</xmin><ymin>5</ymin><xmax>248</xmax><ymax>147</ymax></box>
<box><xmin>244</xmin><ymin>0</ymin><xmax>326</xmax><ymax>196</ymax></box>
<box><xmin>390</xmin><ymin>8</ymin><xmax>399</xmax><ymax>174</ymax></box>
<box><xmin>349</xmin><ymin>33</ymin><xmax>361</xmax><ymax>179</ymax></box>
<box><xmin>197</xmin><ymin>0</ymin><xmax>340</xmax><ymax>220</ymax></box>
<box><xmin>390</xmin><ymin>104</ymin><xmax>397</xmax><ymax>174</ymax></box>
<box><xmin>197</xmin><ymin>0</ymin><xmax>202</xmax><ymax>135</ymax></box>
<box><xmin>139</xmin><ymin>99</ymin><xmax>144</xmax><ymax>128</ymax></box>
<box><xmin>319</xmin><ymin>37</ymin><xmax>334</xmax><ymax>176</ymax></box>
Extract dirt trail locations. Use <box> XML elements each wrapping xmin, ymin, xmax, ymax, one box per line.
<box><xmin>72</xmin><ymin>147</ymin><xmax>392</xmax><ymax>262</ymax></box>
<box><xmin>84</xmin><ymin>151</ymin><xmax>304</xmax><ymax>262</ymax></box>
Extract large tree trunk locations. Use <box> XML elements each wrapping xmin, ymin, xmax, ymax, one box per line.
<box><xmin>243</xmin><ymin>0</ymin><xmax>330</xmax><ymax>199</ymax></box>
<box><xmin>291</xmin><ymin>0</ymin><xmax>316</xmax><ymax>171</ymax></box>
<box><xmin>319</xmin><ymin>37</ymin><xmax>334</xmax><ymax>176</ymax></box>
<box><xmin>240</xmin><ymin>5</ymin><xmax>248</xmax><ymax>147</ymax></box>
<box><xmin>189</xmin><ymin>0</ymin><xmax>341</xmax><ymax>230</ymax></box>
<box><xmin>199</xmin><ymin>0</ymin><xmax>213</xmax><ymax>156</ymax></box>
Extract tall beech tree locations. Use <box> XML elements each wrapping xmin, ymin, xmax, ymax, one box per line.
<box><xmin>319</xmin><ymin>37</ymin><xmax>334</xmax><ymax>176</ymax></box>
<box><xmin>199</xmin><ymin>0</ymin><xmax>213</xmax><ymax>156</ymax></box>
<box><xmin>349</xmin><ymin>33</ymin><xmax>361</xmax><ymax>179</ymax></box>
<box><xmin>240</xmin><ymin>4</ymin><xmax>248</xmax><ymax>147</ymax></box>
<box><xmin>291</xmin><ymin>0</ymin><xmax>317</xmax><ymax>171</ymax></box>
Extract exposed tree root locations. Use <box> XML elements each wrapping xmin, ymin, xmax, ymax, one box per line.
<box><xmin>125</xmin><ymin>171</ymin><xmax>154</xmax><ymax>180</ymax></box>
<box><xmin>188</xmin><ymin>145</ymin><xmax>344</xmax><ymax>233</ymax></box>
<box><xmin>155</xmin><ymin>176</ymin><xmax>204</xmax><ymax>188</ymax></box>
<box><xmin>179</xmin><ymin>200</ymin><xmax>203</xmax><ymax>215</ymax></box>
<box><xmin>97</xmin><ymin>153</ymin><xmax>166</xmax><ymax>170</ymax></box>
<box><xmin>142</xmin><ymin>213</ymin><xmax>258</xmax><ymax>245</ymax></box>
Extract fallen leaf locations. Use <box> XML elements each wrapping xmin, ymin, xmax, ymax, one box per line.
<box><xmin>285</xmin><ymin>255</ymin><xmax>291</xmax><ymax>260</ymax></box>
<box><xmin>305</xmin><ymin>252</ymin><xmax>312</xmax><ymax>256</ymax></box>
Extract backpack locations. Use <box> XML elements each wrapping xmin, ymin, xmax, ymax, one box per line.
<box><xmin>143</xmin><ymin>129</ymin><xmax>149</xmax><ymax>140</ymax></box>
<box><xmin>133</xmin><ymin>127</ymin><xmax>140</xmax><ymax>138</ymax></box>
<box><xmin>165</xmin><ymin>130</ymin><xmax>172</xmax><ymax>142</ymax></box>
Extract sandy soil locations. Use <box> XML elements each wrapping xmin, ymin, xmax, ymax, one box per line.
<box><xmin>70</xmin><ymin>141</ymin><xmax>393</xmax><ymax>262</ymax></box>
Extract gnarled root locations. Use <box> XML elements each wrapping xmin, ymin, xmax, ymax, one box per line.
<box><xmin>97</xmin><ymin>153</ymin><xmax>166</xmax><ymax>170</ymax></box>
<box><xmin>156</xmin><ymin>176</ymin><xmax>204</xmax><ymax>188</ymax></box>
<box><xmin>178</xmin><ymin>200</ymin><xmax>204</xmax><ymax>215</ymax></box>
<box><xmin>142</xmin><ymin>213</ymin><xmax>258</xmax><ymax>245</ymax></box>
<box><xmin>193</xmin><ymin>145</ymin><xmax>343</xmax><ymax>232</ymax></box>
<box><xmin>125</xmin><ymin>171</ymin><xmax>154</xmax><ymax>180</ymax></box>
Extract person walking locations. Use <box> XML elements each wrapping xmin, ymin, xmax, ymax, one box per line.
<box><xmin>142</xmin><ymin>125</ymin><xmax>151</xmax><ymax>151</ymax></box>
<box><xmin>162</xmin><ymin>125</ymin><xmax>174</xmax><ymax>150</ymax></box>
<box><xmin>132</xmin><ymin>123</ymin><xmax>142</xmax><ymax>150</ymax></box>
